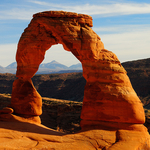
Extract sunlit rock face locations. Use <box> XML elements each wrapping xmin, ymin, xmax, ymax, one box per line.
<box><xmin>11</xmin><ymin>10</ymin><xmax>103</xmax><ymax>118</ymax></box>
<box><xmin>12</xmin><ymin>10</ymin><xmax>144</xmax><ymax>124</ymax></box>
<box><xmin>9</xmin><ymin>11</ymin><xmax>150</xmax><ymax>150</ymax></box>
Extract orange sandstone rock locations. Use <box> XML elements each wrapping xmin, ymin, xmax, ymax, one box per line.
<box><xmin>7</xmin><ymin>10</ymin><xmax>149</xmax><ymax>149</ymax></box>
<box><xmin>11</xmin><ymin>79</ymin><xmax>42</xmax><ymax>116</ymax></box>
<box><xmin>0</xmin><ymin>120</ymin><xmax>149</xmax><ymax>150</ymax></box>
<box><xmin>0</xmin><ymin>107</ymin><xmax>13</xmax><ymax>114</ymax></box>
<box><xmin>12</xmin><ymin>10</ymin><xmax>144</xmax><ymax>124</ymax></box>
<box><xmin>11</xmin><ymin>10</ymin><xmax>104</xmax><ymax>121</ymax></box>
<box><xmin>81</xmin><ymin>49</ymin><xmax>145</xmax><ymax>124</ymax></box>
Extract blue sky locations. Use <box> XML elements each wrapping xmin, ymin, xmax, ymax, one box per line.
<box><xmin>0</xmin><ymin>0</ymin><xmax>150</xmax><ymax>67</ymax></box>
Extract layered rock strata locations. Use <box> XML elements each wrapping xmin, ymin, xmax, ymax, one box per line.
<box><xmin>11</xmin><ymin>11</ymin><xmax>144</xmax><ymax>124</ymax></box>
<box><xmin>80</xmin><ymin>50</ymin><xmax>145</xmax><ymax>123</ymax></box>
<box><xmin>7</xmin><ymin>10</ymin><xmax>150</xmax><ymax>149</ymax></box>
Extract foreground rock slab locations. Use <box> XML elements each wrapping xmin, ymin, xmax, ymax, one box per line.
<box><xmin>0</xmin><ymin>118</ymin><xmax>149</xmax><ymax>150</ymax></box>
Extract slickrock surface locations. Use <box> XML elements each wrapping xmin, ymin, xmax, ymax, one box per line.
<box><xmin>0</xmin><ymin>10</ymin><xmax>149</xmax><ymax>149</ymax></box>
<box><xmin>0</xmin><ymin>118</ymin><xmax>149</xmax><ymax>150</ymax></box>
<box><xmin>0</xmin><ymin>94</ymin><xmax>150</xmax><ymax>150</ymax></box>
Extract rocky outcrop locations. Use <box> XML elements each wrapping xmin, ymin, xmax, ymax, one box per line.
<box><xmin>10</xmin><ymin>11</ymin><xmax>101</xmax><ymax>119</ymax></box>
<box><xmin>80</xmin><ymin>50</ymin><xmax>145</xmax><ymax>124</ymax></box>
<box><xmin>0</xmin><ymin>120</ymin><xmax>149</xmax><ymax>150</ymax></box>
<box><xmin>11</xmin><ymin>10</ymin><xmax>145</xmax><ymax>123</ymax></box>
<box><xmin>0</xmin><ymin>10</ymin><xmax>149</xmax><ymax>149</ymax></box>
<box><xmin>0</xmin><ymin>94</ymin><xmax>149</xmax><ymax>149</ymax></box>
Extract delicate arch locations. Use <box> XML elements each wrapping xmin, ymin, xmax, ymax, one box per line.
<box><xmin>11</xmin><ymin>11</ymin><xmax>145</xmax><ymax>126</ymax></box>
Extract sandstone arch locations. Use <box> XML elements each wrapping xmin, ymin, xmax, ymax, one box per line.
<box><xmin>11</xmin><ymin>11</ymin><xmax>145</xmax><ymax>127</ymax></box>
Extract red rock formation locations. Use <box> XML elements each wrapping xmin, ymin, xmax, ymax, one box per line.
<box><xmin>11</xmin><ymin>11</ymin><xmax>101</xmax><ymax>119</ymax></box>
<box><xmin>11</xmin><ymin>79</ymin><xmax>42</xmax><ymax>115</ymax></box>
<box><xmin>81</xmin><ymin>49</ymin><xmax>145</xmax><ymax>125</ymax></box>
<box><xmin>11</xmin><ymin>10</ymin><xmax>144</xmax><ymax>124</ymax></box>
<box><xmin>0</xmin><ymin>94</ymin><xmax>150</xmax><ymax>150</ymax></box>
<box><xmin>7</xmin><ymin>10</ymin><xmax>150</xmax><ymax>149</ymax></box>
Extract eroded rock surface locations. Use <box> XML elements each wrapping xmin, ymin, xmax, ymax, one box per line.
<box><xmin>11</xmin><ymin>79</ymin><xmax>42</xmax><ymax>117</ymax></box>
<box><xmin>0</xmin><ymin>10</ymin><xmax>149</xmax><ymax>149</ymax></box>
<box><xmin>12</xmin><ymin>10</ymin><xmax>145</xmax><ymax>124</ymax></box>
<box><xmin>0</xmin><ymin>119</ymin><xmax>149</xmax><ymax>150</ymax></box>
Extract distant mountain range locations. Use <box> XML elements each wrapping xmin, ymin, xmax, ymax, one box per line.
<box><xmin>0</xmin><ymin>57</ymin><xmax>150</xmax><ymax>104</ymax></box>
<box><xmin>0</xmin><ymin>60</ymin><xmax>82</xmax><ymax>74</ymax></box>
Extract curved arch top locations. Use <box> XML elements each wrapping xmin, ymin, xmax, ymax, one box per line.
<box><xmin>16</xmin><ymin>10</ymin><xmax>105</xmax><ymax>79</ymax></box>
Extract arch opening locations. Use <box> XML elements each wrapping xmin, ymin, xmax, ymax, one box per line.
<box><xmin>41</xmin><ymin>44</ymin><xmax>81</xmax><ymax>68</ymax></box>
